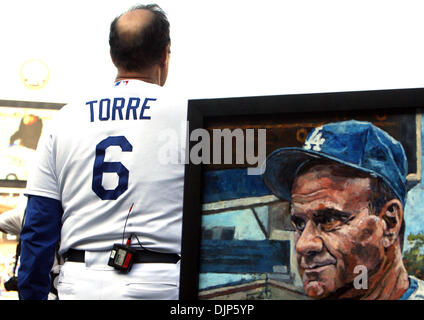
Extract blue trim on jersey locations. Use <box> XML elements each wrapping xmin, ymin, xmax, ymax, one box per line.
<box><xmin>18</xmin><ymin>195</ymin><xmax>62</xmax><ymax>300</ymax></box>
<box><xmin>399</xmin><ymin>277</ymin><xmax>418</xmax><ymax>300</ymax></box>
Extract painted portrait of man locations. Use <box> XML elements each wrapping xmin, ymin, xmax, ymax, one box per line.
<box><xmin>263</xmin><ymin>120</ymin><xmax>424</xmax><ymax>299</ymax></box>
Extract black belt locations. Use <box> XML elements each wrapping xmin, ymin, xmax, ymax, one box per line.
<box><xmin>63</xmin><ymin>248</ymin><xmax>180</xmax><ymax>264</ymax></box>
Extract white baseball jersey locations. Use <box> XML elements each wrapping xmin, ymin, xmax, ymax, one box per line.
<box><xmin>25</xmin><ymin>79</ymin><xmax>187</xmax><ymax>256</ymax></box>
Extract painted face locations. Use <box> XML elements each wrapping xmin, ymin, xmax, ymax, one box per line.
<box><xmin>291</xmin><ymin>164</ymin><xmax>386</xmax><ymax>299</ymax></box>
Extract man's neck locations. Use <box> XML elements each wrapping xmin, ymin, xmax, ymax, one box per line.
<box><xmin>339</xmin><ymin>247</ymin><xmax>410</xmax><ymax>300</ymax></box>
<box><xmin>364</xmin><ymin>252</ymin><xmax>409</xmax><ymax>300</ymax></box>
<box><xmin>115</xmin><ymin>66</ymin><xmax>163</xmax><ymax>86</ymax></box>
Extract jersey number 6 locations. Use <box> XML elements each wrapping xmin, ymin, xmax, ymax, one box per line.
<box><xmin>92</xmin><ymin>136</ymin><xmax>133</xmax><ymax>200</ymax></box>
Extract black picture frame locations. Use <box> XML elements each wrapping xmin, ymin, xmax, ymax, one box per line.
<box><xmin>179</xmin><ymin>87</ymin><xmax>424</xmax><ymax>300</ymax></box>
<box><xmin>0</xmin><ymin>99</ymin><xmax>65</xmax><ymax>189</ymax></box>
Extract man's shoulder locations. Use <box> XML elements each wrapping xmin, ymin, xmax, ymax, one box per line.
<box><xmin>406</xmin><ymin>276</ymin><xmax>424</xmax><ymax>300</ymax></box>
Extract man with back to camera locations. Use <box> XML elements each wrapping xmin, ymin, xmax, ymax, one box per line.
<box><xmin>263</xmin><ymin>120</ymin><xmax>424</xmax><ymax>299</ymax></box>
<box><xmin>17</xmin><ymin>4</ymin><xmax>187</xmax><ymax>299</ymax></box>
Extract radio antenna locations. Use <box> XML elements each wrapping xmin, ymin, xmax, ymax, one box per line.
<box><xmin>122</xmin><ymin>203</ymin><xmax>134</xmax><ymax>245</ymax></box>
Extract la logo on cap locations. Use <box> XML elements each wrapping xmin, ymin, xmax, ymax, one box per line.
<box><xmin>304</xmin><ymin>127</ymin><xmax>326</xmax><ymax>151</ymax></box>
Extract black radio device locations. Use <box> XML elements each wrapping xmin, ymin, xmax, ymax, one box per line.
<box><xmin>108</xmin><ymin>203</ymin><xmax>138</xmax><ymax>273</ymax></box>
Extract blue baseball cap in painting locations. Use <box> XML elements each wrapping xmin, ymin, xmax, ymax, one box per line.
<box><xmin>262</xmin><ymin>120</ymin><xmax>408</xmax><ymax>205</ymax></box>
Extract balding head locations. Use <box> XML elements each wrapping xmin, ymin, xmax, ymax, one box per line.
<box><xmin>109</xmin><ymin>4</ymin><xmax>170</xmax><ymax>72</ymax></box>
<box><xmin>115</xmin><ymin>9</ymin><xmax>154</xmax><ymax>46</ymax></box>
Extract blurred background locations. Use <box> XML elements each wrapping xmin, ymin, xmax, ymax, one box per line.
<box><xmin>0</xmin><ymin>0</ymin><xmax>424</xmax><ymax>102</ymax></box>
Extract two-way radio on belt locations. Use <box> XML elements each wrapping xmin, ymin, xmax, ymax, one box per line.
<box><xmin>108</xmin><ymin>203</ymin><xmax>147</xmax><ymax>273</ymax></box>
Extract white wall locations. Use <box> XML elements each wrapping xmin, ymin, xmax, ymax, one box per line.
<box><xmin>1</xmin><ymin>0</ymin><xmax>424</xmax><ymax>103</ymax></box>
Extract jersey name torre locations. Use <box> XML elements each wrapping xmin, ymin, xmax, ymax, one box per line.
<box><xmin>86</xmin><ymin>96</ymin><xmax>157</xmax><ymax>122</ymax></box>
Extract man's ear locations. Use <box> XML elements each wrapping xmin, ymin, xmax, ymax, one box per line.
<box><xmin>110</xmin><ymin>50</ymin><xmax>117</xmax><ymax>67</ymax></box>
<box><xmin>378</xmin><ymin>199</ymin><xmax>403</xmax><ymax>248</ymax></box>
<box><xmin>160</xmin><ymin>45</ymin><xmax>170</xmax><ymax>67</ymax></box>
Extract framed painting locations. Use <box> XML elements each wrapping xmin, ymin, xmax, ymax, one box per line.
<box><xmin>179</xmin><ymin>87</ymin><xmax>424</xmax><ymax>300</ymax></box>
<box><xmin>0</xmin><ymin>100</ymin><xmax>65</xmax><ymax>189</ymax></box>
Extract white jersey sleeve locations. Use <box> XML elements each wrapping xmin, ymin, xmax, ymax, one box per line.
<box><xmin>25</xmin><ymin>119</ymin><xmax>61</xmax><ymax>201</ymax></box>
